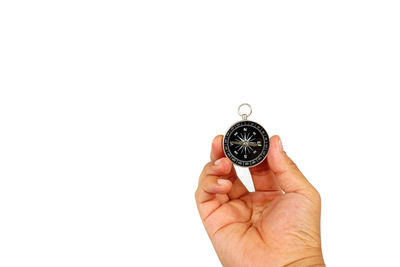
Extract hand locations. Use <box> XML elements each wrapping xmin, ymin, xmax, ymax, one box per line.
<box><xmin>195</xmin><ymin>135</ymin><xmax>325</xmax><ymax>267</ymax></box>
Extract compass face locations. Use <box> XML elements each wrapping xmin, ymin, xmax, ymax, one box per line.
<box><xmin>223</xmin><ymin>120</ymin><xmax>269</xmax><ymax>167</ymax></box>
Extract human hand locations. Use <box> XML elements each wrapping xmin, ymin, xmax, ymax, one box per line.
<box><xmin>195</xmin><ymin>135</ymin><xmax>324</xmax><ymax>267</ymax></box>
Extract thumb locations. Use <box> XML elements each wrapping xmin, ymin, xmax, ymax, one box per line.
<box><xmin>267</xmin><ymin>135</ymin><xmax>317</xmax><ymax>196</ymax></box>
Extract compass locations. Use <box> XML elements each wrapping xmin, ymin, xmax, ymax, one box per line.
<box><xmin>223</xmin><ymin>103</ymin><xmax>270</xmax><ymax>167</ymax></box>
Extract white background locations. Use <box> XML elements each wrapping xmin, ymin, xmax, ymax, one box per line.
<box><xmin>1</xmin><ymin>1</ymin><xmax>399</xmax><ymax>266</ymax></box>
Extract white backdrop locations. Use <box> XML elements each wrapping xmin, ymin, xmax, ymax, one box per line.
<box><xmin>1</xmin><ymin>1</ymin><xmax>399</xmax><ymax>266</ymax></box>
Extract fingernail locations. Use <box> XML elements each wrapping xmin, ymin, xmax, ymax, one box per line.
<box><xmin>214</xmin><ymin>158</ymin><xmax>223</xmax><ymax>166</ymax></box>
<box><xmin>217</xmin><ymin>179</ymin><xmax>228</xmax><ymax>185</ymax></box>
<box><xmin>278</xmin><ymin>137</ymin><xmax>283</xmax><ymax>151</ymax></box>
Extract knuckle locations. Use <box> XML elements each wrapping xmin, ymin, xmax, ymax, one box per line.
<box><xmin>315</xmin><ymin>189</ymin><xmax>321</xmax><ymax>202</ymax></box>
<box><xmin>310</xmin><ymin>187</ymin><xmax>321</xmax><ymax>203</ymax></box>
<box><xmin>199</xmin><ymin>162</ymin><xmax>213</xmax><ymax>182</ymax></box>
<box><xmin>202</xmin><ymin>161</ymin><xmax>212</xmax><ymax>171</ymax></box>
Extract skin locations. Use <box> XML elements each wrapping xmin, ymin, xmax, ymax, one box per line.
<box><xmin>195</xmin><ymin>135</ymin><xmax>325</xmax><ymax>267</ymax></box>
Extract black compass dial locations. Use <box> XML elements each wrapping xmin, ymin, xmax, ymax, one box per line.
<box><xmin>223</xmin><ymin>120</ymin><xmax>269</xmax><ymax>167</ymax></box>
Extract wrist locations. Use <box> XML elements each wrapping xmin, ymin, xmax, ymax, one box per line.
<box><xmin>285</xmin><ymin>254</ymin><xmax>325</xmax><ymax>267</ymax></box>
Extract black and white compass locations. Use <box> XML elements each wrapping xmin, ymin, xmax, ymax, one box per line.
<box><xmin>223</xmin><ymin>103</ymin><xmax>270</xmax><ymax>167</ymax></box>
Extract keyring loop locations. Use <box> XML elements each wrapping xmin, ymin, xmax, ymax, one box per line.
<box><xmin>238</xmin><ymin>103</ymin><xmax>252</xmax><ymax>120</ymax></box>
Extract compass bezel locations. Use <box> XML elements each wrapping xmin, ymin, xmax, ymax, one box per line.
<box><xmin>223</xmin><ymin>120</ymin><xmax>270</xmax><ymax>168</ymax></box>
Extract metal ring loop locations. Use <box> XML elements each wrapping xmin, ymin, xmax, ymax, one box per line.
<box><xmin>238</xmin><ymin>103</ymin><xmax>252</xmax><ymax>120</ymax></box>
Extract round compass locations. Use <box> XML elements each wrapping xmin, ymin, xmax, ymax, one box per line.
<box><xmin>223</xmin><ymin>104</ymin><xmax>270</xmax><ymax>167</ymax></box>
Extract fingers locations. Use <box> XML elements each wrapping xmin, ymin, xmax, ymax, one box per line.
<box><xmin>267</xmin><ymin>135</ymin><xmax>317</xmax><ymax>196</ymax></box>
<box><xmin>210</xmin><ymin>135</ymin><xmax>225</xmax><ymax>162</ymax></box>
<box><xmin>195</xmin><ymin>158</ymin><xmax>234</xmax><ymax>221</ymax></box>
<box><xmin>197</xmin><ymin>159</ymin><xmax>233</xmax><ymax>203</ymax></box>
<box><xmin>249</xmin><ymin>159</ymin><xmax>281</xmax><ymax>192</ymax></box>
<box><xmin>209</xmin><ymin>135</ymin><xmax>248</xmax><ymax>199</ymax></box>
